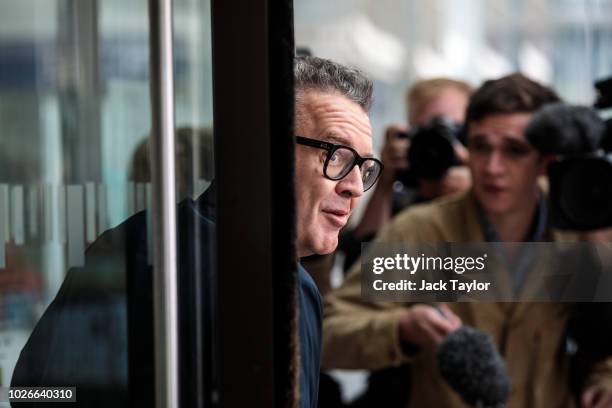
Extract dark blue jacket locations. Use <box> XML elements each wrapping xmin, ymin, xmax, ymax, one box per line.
<box><xmin>12</xmin><ymin>183</ymin><xmax>323</xmax><ymax>408</ymax></box>
<box><xmin>297</xmin><ymin>263</ymin><xmax>323</xmax><ymax>408</ymax></box>
<box><xmin>11</xmin><ymin>186</ymin><xmax>216</xmax><ymax>407</ymax></box>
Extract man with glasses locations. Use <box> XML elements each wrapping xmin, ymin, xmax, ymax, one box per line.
<box><xmin>292</xmin><ymin>56</ymin><xmax>380</xmax><ymax>407</ymax></box>
<box><xmin>10</xmin><ymin>55</ymin><xmax>379</xmax><ymax>408</ymax></box>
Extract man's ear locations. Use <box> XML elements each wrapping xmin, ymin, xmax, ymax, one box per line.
<box><xmin>538</xmin><ymin>153</ymin><xmax>556</xmax><ymax>176</ymax></box>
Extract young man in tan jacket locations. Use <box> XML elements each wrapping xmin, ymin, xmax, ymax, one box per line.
<box><xmin>322</xmin><ymin>74</ymin><xmax>612</xmax><ymax>408</ymax></box>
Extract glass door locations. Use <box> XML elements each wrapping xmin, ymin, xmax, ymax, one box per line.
<box><xmin>0</xmin><ymin>0</ymin><xmax>216</xmax><ymax>405</ymax></box>
<box><xmin>1</xmin><ymin>0</ymin><xmax>296</xmax><ymax>406</ymax></box>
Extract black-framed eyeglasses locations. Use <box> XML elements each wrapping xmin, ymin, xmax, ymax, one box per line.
<box><xmin>296</xmin><ymin>136</ymin><xmax>383</xmax><ymax>192</ymax></box>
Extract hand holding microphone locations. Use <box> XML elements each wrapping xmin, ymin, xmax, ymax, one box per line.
<box><xmin>400</xmin><ymin>304</ymin><xmax>511</xmax><ymax>407</ymax></box>
<box><xmin>398</xmin><ymin>304</ymin><xmax>462</xmax><ymax>352</ymax></box>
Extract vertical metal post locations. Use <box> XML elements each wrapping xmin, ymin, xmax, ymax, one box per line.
<box><xmin>148</xmin><ymin>0</ymin><xmax>179</xmax><ymax>407</ymax></box>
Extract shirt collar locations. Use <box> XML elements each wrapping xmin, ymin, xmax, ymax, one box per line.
<box><xmin>477</xmin><ymin>193</ymin><xmax>548</xmax><ymax>243</ymax></box>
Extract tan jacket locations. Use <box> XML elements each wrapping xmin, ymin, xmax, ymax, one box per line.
<box><xmin>323</xmin><ymin>190</ymin><xmax>612</xmax><ymax>408</ymax></box>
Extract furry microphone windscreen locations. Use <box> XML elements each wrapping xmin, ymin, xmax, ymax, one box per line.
<box><xmin>437</xmin><ymin>326</ymin><xmax>511</xmax><ymax>408</ymax></box>
<box><xmin>525</xmin><ymin>103</ymin><xmax>605</xmax><ymax>155</ymax></box>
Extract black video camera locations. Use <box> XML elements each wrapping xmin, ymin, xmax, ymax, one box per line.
<box><xmin>548</xmin><ymin>152</ymin><xmax>612</xmax><ymax>230</ymax></box>
<box><xmin>526</xmin><ymin>81</ymin><xmax>612</xmax><ymax>231</ymax></box>
<box><xmin>395</xmin><ymin>117</ymin><xmax>464</xmax><ymax>186</ymax></box>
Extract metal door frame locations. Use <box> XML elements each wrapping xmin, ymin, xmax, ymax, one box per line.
<box><xmin>148</xmin><ymin>0</ymin><xmax>296</xmax><ymax>406</ymax></box>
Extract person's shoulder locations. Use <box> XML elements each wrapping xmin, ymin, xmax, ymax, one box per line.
<box><xmin>82</xmin><ymin>209</ymin><xmax>147</xmax><ymax>260</ymax></box>
<box><xmin>83</xmin><ymin>197</ymin><xmax>200</xmax><ymax>263</ymax></box>
<box><xmin>298</xmin><ymin>264</ymin><xmax>323</xmax><ymax>312</ymax></box>
<box><xmin>298</xmin><ymin>264</ymin><xmax>321</xmax><ymax>298</ymax></box>
<box><xmin>384</xmin><ymin>190</ymin><xmax>476</xmax><ymax>242</ymax></box>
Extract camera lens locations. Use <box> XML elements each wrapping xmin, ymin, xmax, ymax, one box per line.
<box><xmin>406</xmin><ymin>117</ymin><xmax>461</xmax><ymax>181</ymax></box>
<box><xmin>408</xmin><ymin>132</ymin><xmax>456</xmax><ymax>180</ymax></box>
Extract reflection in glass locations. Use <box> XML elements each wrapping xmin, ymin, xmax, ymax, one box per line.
<box><xmin>1</xmin><ymin>0</ymin><xmax>214</xmax><ymax>404</ymax></box>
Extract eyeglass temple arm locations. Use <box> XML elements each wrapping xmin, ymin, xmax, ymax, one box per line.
<box><xmin>295</xmin><ymin>136</ymin><xmax>333</xmax><ymax>150</ymax></box>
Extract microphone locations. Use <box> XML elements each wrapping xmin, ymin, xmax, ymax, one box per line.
<box><xmin>437</xmin><ymin>326</ymin><xmax>511</xmax><ymax>408</ymax></box>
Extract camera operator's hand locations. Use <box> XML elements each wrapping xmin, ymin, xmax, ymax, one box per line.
<box><xmin>441</xmin><ymin>166</ymin><xmax>471</xmax><ymax>194</ymax></box>
<box><xmin>438</xmin><ymin>142</ymin><xmax>470</xmax><ymax>196</ymax></box>
<box><xmin>398</xmin><ymin>304</ymin><xmax>462</xmax><ymax>353</ymax></box>
<box><xmin>453</xmin><ymin>140</ymin><xmax>469</xmax><ymax>164</ymax></box>
<box><xmin>420</xmin><ymin>166</ymin><xmax>472</xmax><ymax>199</ymax></box>
<box><xmin>581</xmin><ymin>386</ymin><xmax>612</xmax><ymax>408</ymax></box>
<box><xmin>378</xmin><ymin>124</ymin><xmax>410</xmax><ymax>190</ymax></box>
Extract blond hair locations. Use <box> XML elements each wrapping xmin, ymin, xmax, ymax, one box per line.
<box><xmin>406</xmin><ymin>78</ymin><xmax>472</xmax><ymax>120</ymax></box>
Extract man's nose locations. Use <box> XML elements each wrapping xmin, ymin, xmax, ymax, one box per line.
<box><xmin>337</xmin><ymin>165</ymin><xmax>364</xmax><ymax>198</ymax></box>
<box><xmin>484</xmin><ymin>150</ymin><xmax>505</xmax><ymax>175</ymax></box>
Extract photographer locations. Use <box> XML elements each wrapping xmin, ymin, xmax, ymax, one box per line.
<box><xmin>354</xmin><ymin>79</ymin><xmax>472</xmax><ymax>242</ymax></box>
<box><xmin>337</xmin><ymin>79</ymin><xmax>472</xmax><ymax>275</ymax></box>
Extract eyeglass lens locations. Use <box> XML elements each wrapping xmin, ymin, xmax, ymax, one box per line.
<box><xmin>326</xmin><ymin>147</ymin><xmax>381</xmax><ymax>191</ymax></box>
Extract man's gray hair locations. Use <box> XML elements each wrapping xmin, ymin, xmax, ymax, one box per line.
<box><xmin>294</xmin><ymin>56</ymin><xmax>374</xmax><ymax>112</ymax></box>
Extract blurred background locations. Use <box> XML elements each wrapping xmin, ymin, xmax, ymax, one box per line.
<box><xmin>295</xmin><ymin>0</ymin><xmax>612</xmax><ymax>152</ymax></box>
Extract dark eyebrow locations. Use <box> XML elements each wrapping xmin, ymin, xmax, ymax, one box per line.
<box><xmin>322</xmin><ymin>133</ymin><xmax>352</xmax><ymax>146</ymax></box>
<box><xmin>467</xmin><ymin>133</ymin><xmax>487</xmax><ymax>143</ymax></box>
<box><xmin>468</xmin><ymin>133</ymin><xmax>531</xmax><ymax>147</ymax></box>
<box><xmin>502</xmin><ymin>136</ymin><xmax>531</xmax><ymax>147</ymax></box>
<box><xmin>322</xmin><ymin>133</ymin><xmax>374</xmax><ymax>157</ymax></box>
